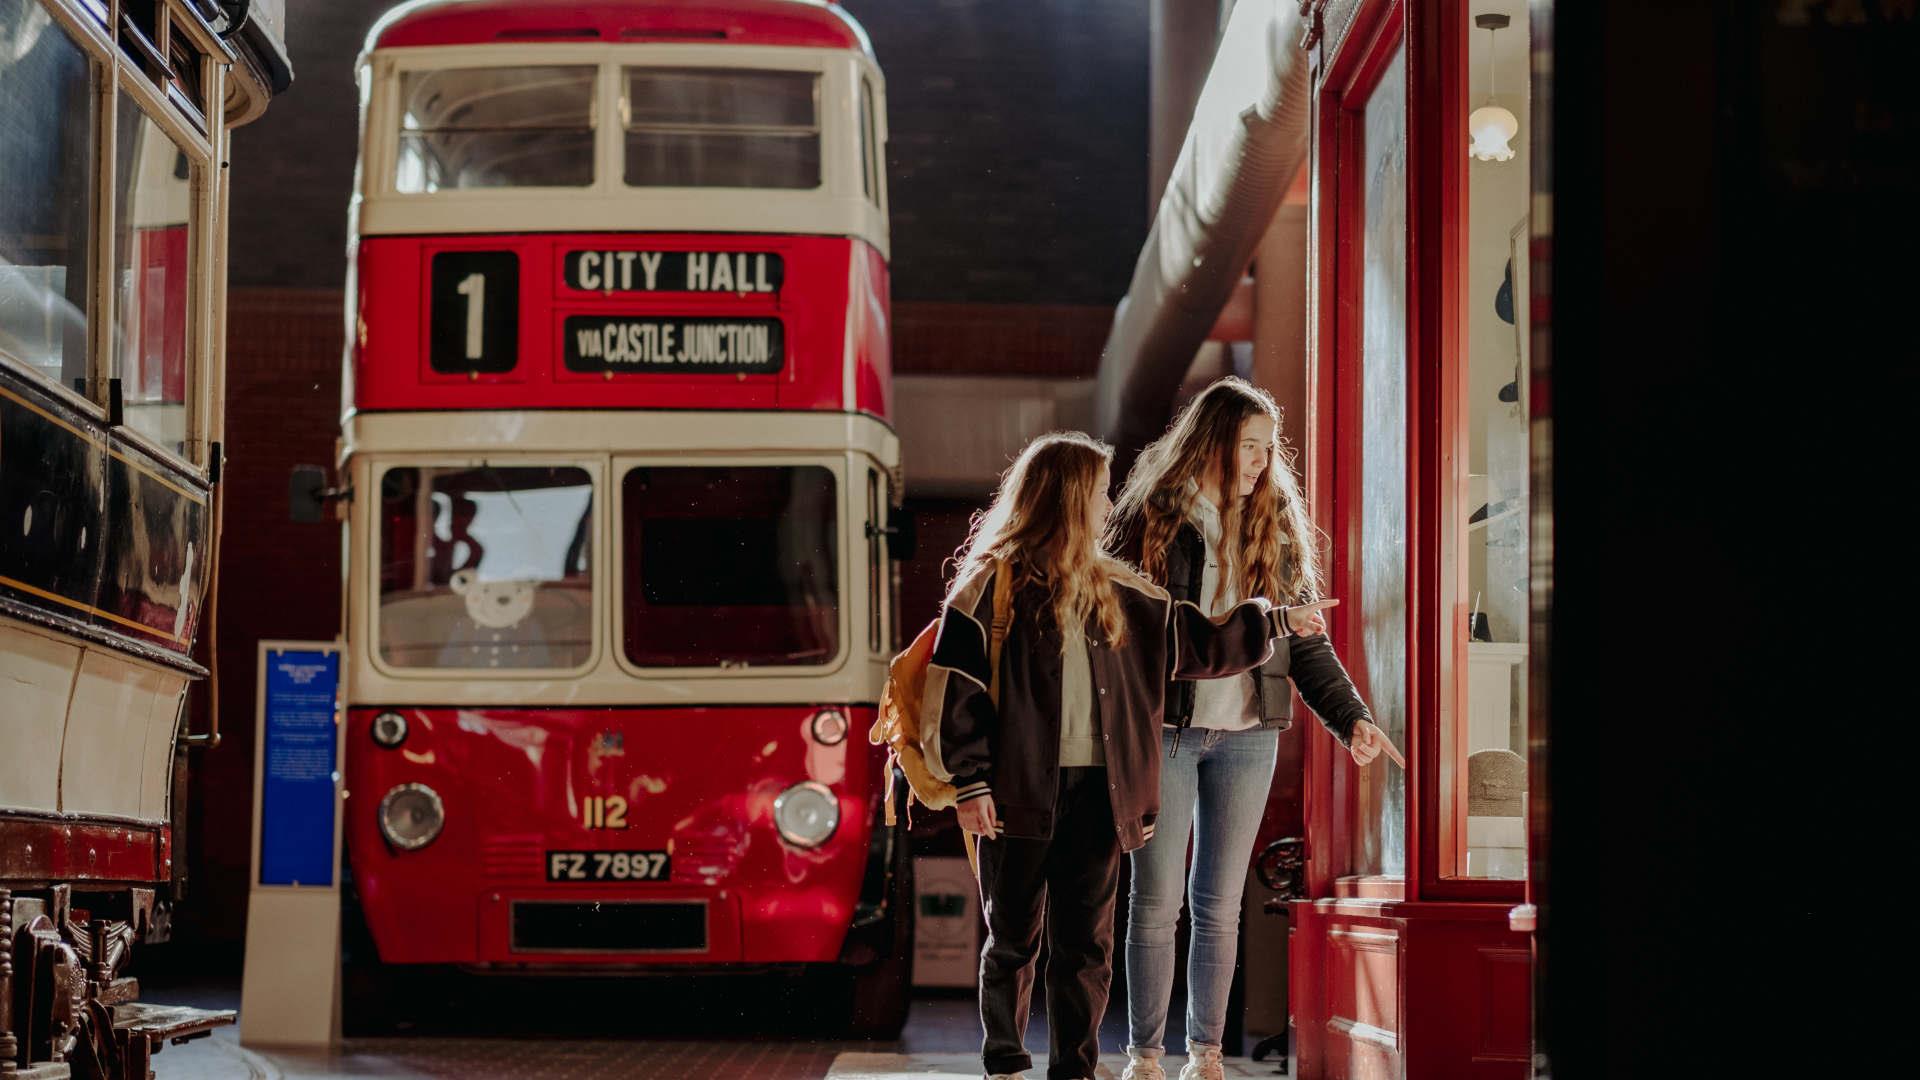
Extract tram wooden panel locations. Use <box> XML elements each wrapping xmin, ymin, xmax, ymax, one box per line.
<box><xmin>0</xmin><ymin>625</ymin><xmax>77</xmax><ymax>813</ymax></box>
<box><xmin>61</xmin><ymin>651</ymin><xmax>186</xmax><ymax>821</ymax></box>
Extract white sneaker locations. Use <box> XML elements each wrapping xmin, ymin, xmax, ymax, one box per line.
<box><xmin>1177</xmin><ymin>1043</ymin><xmax>1226</xmax><ymax>1080</ymax></box>
<box><xmin>1122</xmin><ymin>1046</ymin><xmax>1167</xmax><ymax>1080</ymax></box>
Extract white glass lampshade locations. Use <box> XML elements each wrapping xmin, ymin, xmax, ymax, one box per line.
<box><xmin>1469</xmin><ymin>103</ymin><xmax>1519</xmax><ymax>162</ymax></box>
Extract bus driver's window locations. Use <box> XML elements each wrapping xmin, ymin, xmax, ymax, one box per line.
<box><xmin>378</xmin><ymin>465</ymin><xmax>595</xmax><ymax>670</ymax></box>
<box><xmin>622</xmin><ymin>465</ymin><xmax>838</xmax><ymax>668</ymax></box>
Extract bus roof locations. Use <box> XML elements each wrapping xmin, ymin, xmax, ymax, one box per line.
<box><xmin>365</xmin><ymin>0</ymin><xmax>873</xmax><ymax>57</ymax></box>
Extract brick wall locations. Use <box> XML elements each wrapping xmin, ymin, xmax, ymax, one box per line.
<box><xmin>895</xmin><ymin>301</ymin><xmax>1107</xmax><ymax>377</ymax></box>
<box><xmin>842</xmin><ymin>0</ymin><xmax>1150</xmax><ymax>303</ymax></box>
<box><xmin>175</xmin><ymin>289</ymin><xmax>345</xmax><ymax>945</ymax></box>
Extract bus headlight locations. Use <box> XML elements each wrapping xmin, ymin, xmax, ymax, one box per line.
<box><xmin>773</xmin><ymin>782</ymin><xmax>839</xmax><ymax>848</ymax></box>
<box><xmin>378</xmin><ymin>783</ymin><xmax>445</xmax><ymax>851</ymax></box>
<box><xmin>809</xmin><ymin>708</ymin><xmax>849</xmax><ymax>746</ymax></box>
<box><xmin>371</xmin><ymin>711</ymin><xmax>408</xmax><ymax>748</ymax></box>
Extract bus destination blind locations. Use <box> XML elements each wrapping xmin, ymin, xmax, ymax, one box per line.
<box><xmin>564</xmin><ymin>250</ymin><xmax>783</xmax><ymax>294</ymax></box>
<box><xmin>563</xmin><ymin>315</ymin><xmax>784</xmax><ymax>374</ymax></box>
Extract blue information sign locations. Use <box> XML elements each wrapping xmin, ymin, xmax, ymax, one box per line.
<box><xmin>258</xmin><ymin>648</ymin><xmax>341</xmax><ymax>887</ymax></box>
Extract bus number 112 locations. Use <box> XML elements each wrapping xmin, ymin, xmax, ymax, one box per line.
<box><xmin>583</xmin><ymin>795</ymin><xmax>628</xmax><ymax>830</ymax></box>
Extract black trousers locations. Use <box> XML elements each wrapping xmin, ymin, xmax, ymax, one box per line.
<box><xmin>976</xmin><ymin>766</ymin><xmax>1122</xmax><ymax>1080</ymax></box>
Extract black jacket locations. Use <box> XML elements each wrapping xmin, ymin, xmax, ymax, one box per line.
<box><xmin>922</xmin><ymin>563</ymin><xmax>1282</xmax><ymax>853</ymax></box>
<box><xmin>1111</xmin><ymin>512</ymin><xmax>1372</xmax><ymax>747</ymax></box>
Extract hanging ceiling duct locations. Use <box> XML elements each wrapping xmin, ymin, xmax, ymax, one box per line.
<box><xmin>1095</xmin><ymin>0</ymin><xmax>1312</xmax><ymax>457</ymax></box>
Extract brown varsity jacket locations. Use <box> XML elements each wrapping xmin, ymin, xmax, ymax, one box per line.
<box><xmin>921</xmin><ymin>562</ymin><xmax>1283</xmax><ymax>853</ymax></box>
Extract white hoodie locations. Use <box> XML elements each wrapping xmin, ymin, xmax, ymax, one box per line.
<box><xmin>1188</xmin><ymin>492</ymin><xmax>1261</xmax><ymax>732</ymax></box>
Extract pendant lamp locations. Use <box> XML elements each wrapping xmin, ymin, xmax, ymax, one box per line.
<box><xmin>1469</xmin><ymin>13</ymin><xmax>1519</xmax><ymax>162</ymax></box>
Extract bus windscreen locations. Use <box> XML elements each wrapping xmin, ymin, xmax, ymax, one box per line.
<box><xmin>622</xmin><ymin>465</ymin><xmax>838</xmax><ymax>668</ymax></box>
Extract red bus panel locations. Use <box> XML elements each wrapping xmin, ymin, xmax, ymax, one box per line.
<box><xmin>345</xmin><ymin>704</ymin><xmax>883</xmax><ymax>966</ymax></box>
<box><xmin>371</xmin><ymin>0</ymin><xmax>870</xmax><ymax>53</ymax></box>
<box><xmin>352</xmin><ymin>233</ymin><xmax>891</xmax><ymax>418</ymax></box>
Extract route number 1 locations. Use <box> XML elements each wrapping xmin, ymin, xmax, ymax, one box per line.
<box><xmin>456</xmin><ymin>272</ymin><xmax>485</xmax><ymax>360</ymax></box>
<box><xmin>430</xmin><ymin>250</ymin><xmax>518</xmax><ymax>374</ymax></box>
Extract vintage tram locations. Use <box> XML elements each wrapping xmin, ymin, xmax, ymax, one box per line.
<box><xmin>0</xmin><ymin>0</ymin><xmax>290</xmax><ymax>1076</ymax></box>
<box><xmin>321</xmin><ymin>0</ymin><xmax>912</xmax><ymax>1034</ymax></box>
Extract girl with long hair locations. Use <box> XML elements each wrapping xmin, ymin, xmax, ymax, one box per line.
<box><xmin>1107</xmin><ymin>378</ymin><xmax>1385</xmax><ymax>1080</ymax></box>
<box><xmin>921</xmin><ymin>432</ymin><xmax>1319</xmax><ymax>1080</ymax></box>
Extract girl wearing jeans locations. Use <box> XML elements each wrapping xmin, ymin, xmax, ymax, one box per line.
<box><xmin>1107</xmin><ymin>379</ymin><xmax>1386</xmax><ymax>1080</ymax></box>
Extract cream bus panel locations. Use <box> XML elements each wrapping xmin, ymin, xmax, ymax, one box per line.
<box><xmin>0</xmin><ymin>622</ymin><xmax>80</xmax><ymax>812</ymax></box>
<box><xmin>357</xmin><ymin>44</ymin><xmax>888</xmax><ymax>258</ymax></box>
<box><xmin>342</xmin><ymin>412</ymin><xmax>900</xmax><ymax>709</ymax></box>
<box><xmin>342</xmin><ymin>409</ymin><xmax>900</xmax><ymax>461</ymax></box>
<box><xmin>60</xmin><ymin>648</ymin><xmax>187</xmax><ymax>820</ymax></box>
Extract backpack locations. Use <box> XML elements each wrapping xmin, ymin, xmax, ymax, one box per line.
<box><xmin>867</xmin><ymin>560</ymin><xmax>1013</xmax><ymax>874</ymax></box>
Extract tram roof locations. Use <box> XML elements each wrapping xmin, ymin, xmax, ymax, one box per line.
<box><xmin>365</xmin><ymin>0</ymin><xmax>874</xmax><ymax>58</ymax></box>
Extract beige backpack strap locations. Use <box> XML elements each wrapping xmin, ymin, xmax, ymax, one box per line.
<box><xmin>988</xmin><ymin>558</ymin><xmax>1014</xmax><ymax>705</ymax></box>
<box><xmin>965</xmin><ymin>559</ymin><xmax>1016</xmax><ymax>880</ymax></box>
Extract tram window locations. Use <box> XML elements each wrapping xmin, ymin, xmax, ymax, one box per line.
<box><xmin>166</xmin><ymin>25</ymin><xmax>205</xmax><ymax>120</ymax></box>
<box><xmin>623</xmin><ymin>69</ymin><xmax>820</xmax><ymax>190</ymax></box>
<box><xmin>377</xmin><ymin>465</ymin><xmax>595</xmax><ymax>671</ymax></box>
<box><xmin>395</xmin><ymin>66</ymin><xmax>596</xmax><ymax>193</ymax></box>
<box><xmin>622</xmin><ymin>466</ymin><xmax>839</xmax><ymax>668</ymax></box>
<box><xmin>0</xmin><ymin>0</ymin><xmax>99</xmax><ymax>390</ymax></box>
<box><xmin>112</xmin><ymin>99</ymin><xmax>195</xmax><ymax>457</ymax></box>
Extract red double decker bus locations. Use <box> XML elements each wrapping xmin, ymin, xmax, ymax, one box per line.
<box><xmin>324</xmin><ymin>0</ymin><xmax>910</xmax><ymax>1033</ymax></box>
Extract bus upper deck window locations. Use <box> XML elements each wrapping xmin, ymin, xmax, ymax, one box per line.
<box><xmin>395</xmin><ymin>66</ymin><xmax>596</xmax><ymax>193</ymax></box>
<box><xmin>624</xmin><ymin>69</ymin><xmax>820</xmax><ymax>190</ymax></box>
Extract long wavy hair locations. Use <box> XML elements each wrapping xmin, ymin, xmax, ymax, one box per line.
<box><xmin>947</xmin><ymin>432</ymin><xmax>1130</xmax><ymax>646</ymax></box>
<box><xmin>1108</xmin><ymin>377</ymin><xmax>1322</xmax><ymax>605</ymax></box>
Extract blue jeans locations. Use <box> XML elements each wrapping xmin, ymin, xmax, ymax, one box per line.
<box><xmin>1125</xmin><ymin>724</ymin><xmax>1279</xmax><ymax>1053</ymax></box>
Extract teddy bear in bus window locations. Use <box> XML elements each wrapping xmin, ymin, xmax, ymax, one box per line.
<box><xmin>449</xmin><ymin>568</ymin><xmax>535</xmax><ymax>630</ymax></box>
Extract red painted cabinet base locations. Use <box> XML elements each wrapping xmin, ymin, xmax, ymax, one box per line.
<box><xmin>1291</xmin><ymin>897</ymin><xmax>1530</xmax><ymax>1079</ymax></box>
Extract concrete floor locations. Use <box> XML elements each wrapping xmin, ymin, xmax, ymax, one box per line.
<box><xmin>141</xmin><ymin>974</ymin><xmax>1291</xmax><ymax>1079</ymax></box>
